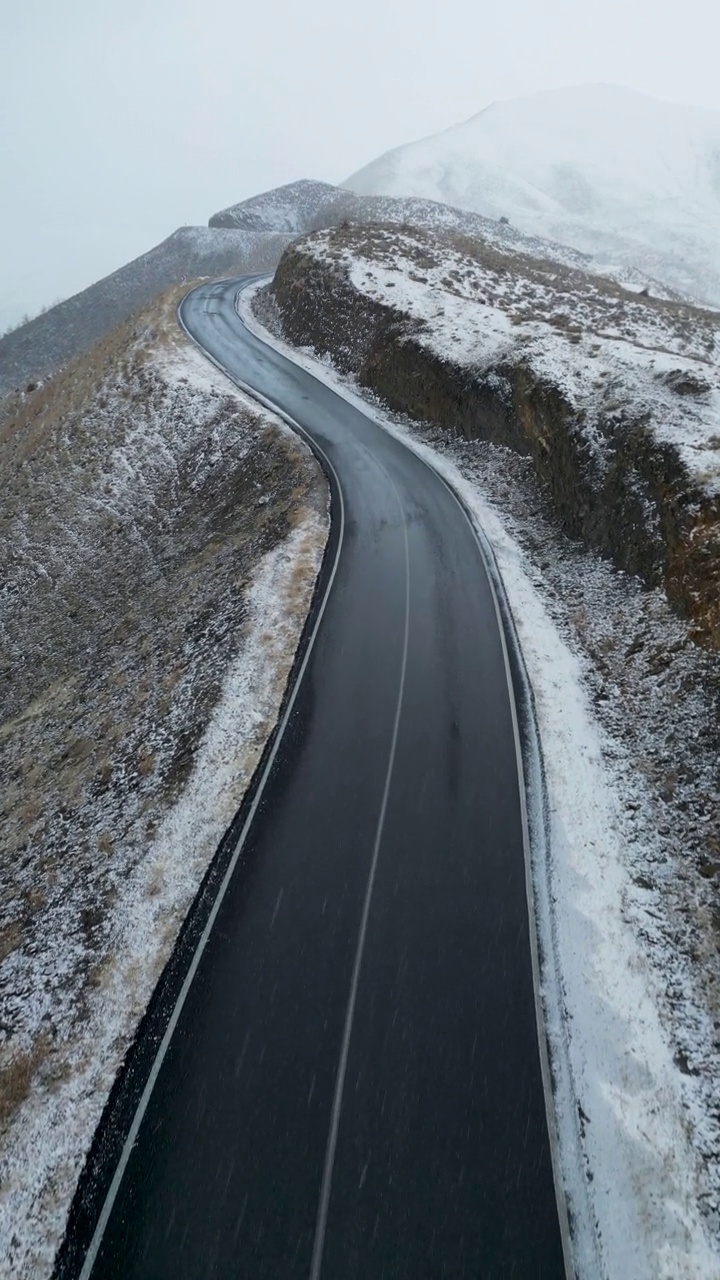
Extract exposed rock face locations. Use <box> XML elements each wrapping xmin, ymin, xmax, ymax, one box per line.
<box><xmin>272</xmin><ymin>229</ymin><xmax>720</xmax><ymax>647</ymax></box>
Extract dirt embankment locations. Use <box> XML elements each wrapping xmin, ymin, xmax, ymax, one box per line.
<box><xmin>271</xmin><ymin>229</ymin><xmax>720</xmax><ymax>647</ymax></box>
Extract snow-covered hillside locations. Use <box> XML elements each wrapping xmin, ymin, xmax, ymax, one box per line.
<box><xmin>209</xmin><ymin>180</ymin><xmax>339</xmax><ymax>232</ymax></box>
<box><xmin>345</xmin><ymin>84</ymin><xmax>720</xmax><ymax>308</ymax></box>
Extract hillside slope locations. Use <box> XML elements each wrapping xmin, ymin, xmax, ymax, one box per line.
<box><xmin>0</xmin><ymin>289</ymin><xmax>328</xmax><ymax>1276</ymax></box>
<box><xmin>4</xmin><ymin>161</ymin><xmax>681</xmax><ymax>404</ymax></box>
<box><xmin>209</xmin><ymin>179</ymin><xmax>339</xmax><ymax>231</ymax></box>
<box><xmin>211</xmin><ymin>178</ymin><xmax>675</xmax><ymax>293</ymax></box>
<box><xmin>272</xmin><ymin>223</ymin><xmax>720</xmax><ymax>641</ymax></box>
<box><xmin>0</xmin><ymin>227</ymin><xmax>290</xmax><ymax>399</ymax></box>
<box><xmin>345</xmin><ymin>84</ymin><xmax>720</xmax><ymax>308</ymax></box>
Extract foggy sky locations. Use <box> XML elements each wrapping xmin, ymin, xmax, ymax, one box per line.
<box><xmin>2</xmin><ymin>0</ymin><xmax>719</xmax><ymax>329</ymax></box>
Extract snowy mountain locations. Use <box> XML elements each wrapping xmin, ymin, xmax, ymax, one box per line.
<box><xmin>211</xmin><ymin>179</ymin><xmax>675</xmax><ymax>297</ymax></box>
<box><xmin>8</xmin><ymin>173</ymin><xmax>673</xmax><ymax>403</ymax></box>
<box><xmin>210</xmin><ymin>180</ymin><xmax>339</xmax><ymax>232</ymax></box>
<box><xmin>344</xmin><ymin>84</ymin><xmax>720</xmax><ymax>308</ymax></box>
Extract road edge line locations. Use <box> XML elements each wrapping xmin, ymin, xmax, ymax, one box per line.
<box><xmin>71</xmin><ymin>284</ymin><xmax>346</xmax><ymax>1279</ymax></box>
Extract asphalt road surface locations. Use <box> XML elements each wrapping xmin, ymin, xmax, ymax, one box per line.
<box><xmin>70</xmin><ymin>278</ymin><xmax>569</xmax><ymax>1279</ymax></box>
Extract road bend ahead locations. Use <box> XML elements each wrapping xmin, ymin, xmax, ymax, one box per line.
<box><xmin>68</xmin><ymin>278</ymin><xmax>569</xmax><ymax>1278</ymax></box>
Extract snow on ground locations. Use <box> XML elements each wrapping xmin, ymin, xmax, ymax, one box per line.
<box><xmin>303</xmin><ymin>224</ymin><xmax>720</xmax><ymax>494</ymax></box>
<box><xmin>212</xmin><ymin>179</ymin><xmax>679</xmax><ymax>301</ymax></box>
<box><xmin>345</xmin><ymin>83</ymin><xmax>720</xmax><ymax>309</ymax></box>
<box><xmin>242</xmin><ymin>280</ymin><xmax>720</xmax><ymax>1277</ymax></box>
<box><xmin>0</xmin><ymin>300</ymin><xmax>328</xmax><ymax>1277</ymax></box>
<box><xmin>2</xmin><ymin>521</ymin><xmax>325</xmax><ymax>1280</ymax></box>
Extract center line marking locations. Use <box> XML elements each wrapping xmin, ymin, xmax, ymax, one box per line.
<box><xmin>309</xmin><ymin>472</ymin><xmax>411</xmax><ymax>1280</ymax></box>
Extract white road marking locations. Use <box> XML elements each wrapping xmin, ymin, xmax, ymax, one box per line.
<box><xmin>269</xmin><ymin>888</ymin><xmax>284</xmax><ymax>931</ymax></box>
<box><xmin>309</xmin><ymin>467</ymin><xmax>411</xmax><ymax>1280</ymax></box>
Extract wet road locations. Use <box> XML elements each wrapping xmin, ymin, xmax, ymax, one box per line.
<box><xmin>66</xmin><ymin>278</ymin><xmax>569</xmax><ymax>1278</ymax></box>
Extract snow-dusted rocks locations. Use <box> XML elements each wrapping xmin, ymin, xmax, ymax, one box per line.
<box><xmin>271</xmin><ymin>221</ymin><xmax>720</xmax><ymax>647</ymax></box>
<box><xmin>209</xmin><ymin>178</ymin><xmax>339</xmax><ymax>232</ymax></box>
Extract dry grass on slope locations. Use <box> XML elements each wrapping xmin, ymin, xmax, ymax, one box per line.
<box><xmin>0</xmin><ymin>286</ymin><xmax>325</xmax><ymax>1163</ymax></box>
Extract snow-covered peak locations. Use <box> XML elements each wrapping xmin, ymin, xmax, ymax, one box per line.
<box><xmin>344</xmin><ymin>85</ymin><xmax>720</xmax><ymax>307</ymax></box>
<box><xmin>444</xmin><ymin>85</ymin><xmax>720</xmax><ymax>205</ymax></box>
<box><xmin>209</xmin><ymin>180</ymin><xmax>338</xmax><ymax>233</ymax></box>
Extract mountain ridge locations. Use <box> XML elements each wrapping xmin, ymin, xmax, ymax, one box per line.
<box><xmin>344</xmin><ymin>84</ymin><xmax>720</xmax><ymax>308</ymax></box>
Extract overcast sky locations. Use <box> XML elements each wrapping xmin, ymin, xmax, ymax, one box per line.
<box><xmin>2</xmin><ymin>0</ymin><xmax>719</xmax><ymax>329</ymax></box>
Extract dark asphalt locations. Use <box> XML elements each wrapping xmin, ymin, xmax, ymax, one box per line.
<box><xmin>75</xmin><ymin>278</ymin><xmax>568</xmax><ymax>1278</ymax></box>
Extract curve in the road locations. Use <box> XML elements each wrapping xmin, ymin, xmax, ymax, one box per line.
<box><xmin>56</xmin><ymin>277</ymin><xmax>573</xmax><ymax>1280</ymax></box>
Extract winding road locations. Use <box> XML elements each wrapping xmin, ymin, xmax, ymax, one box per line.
<box><xmin>59</xmin><ymin>278</ymin><xmax>570</xmax><ymax>1279</ymax></box>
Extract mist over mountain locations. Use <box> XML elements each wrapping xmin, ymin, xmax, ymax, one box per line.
<box><xmin>345</xmin><ymin>84</ymin><xmax>720</xmax><ymax>307</ymax></box>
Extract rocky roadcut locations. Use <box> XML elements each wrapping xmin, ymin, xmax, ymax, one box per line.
<box><xmin>0</xmin><ymin>289</ymin><xmax>328</xmax><ymax>1277</ymax></box>
<box><xmin>272</xmin><ymin>222</ymin><xmax>720</xmax><ymax>645</ymax></box>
